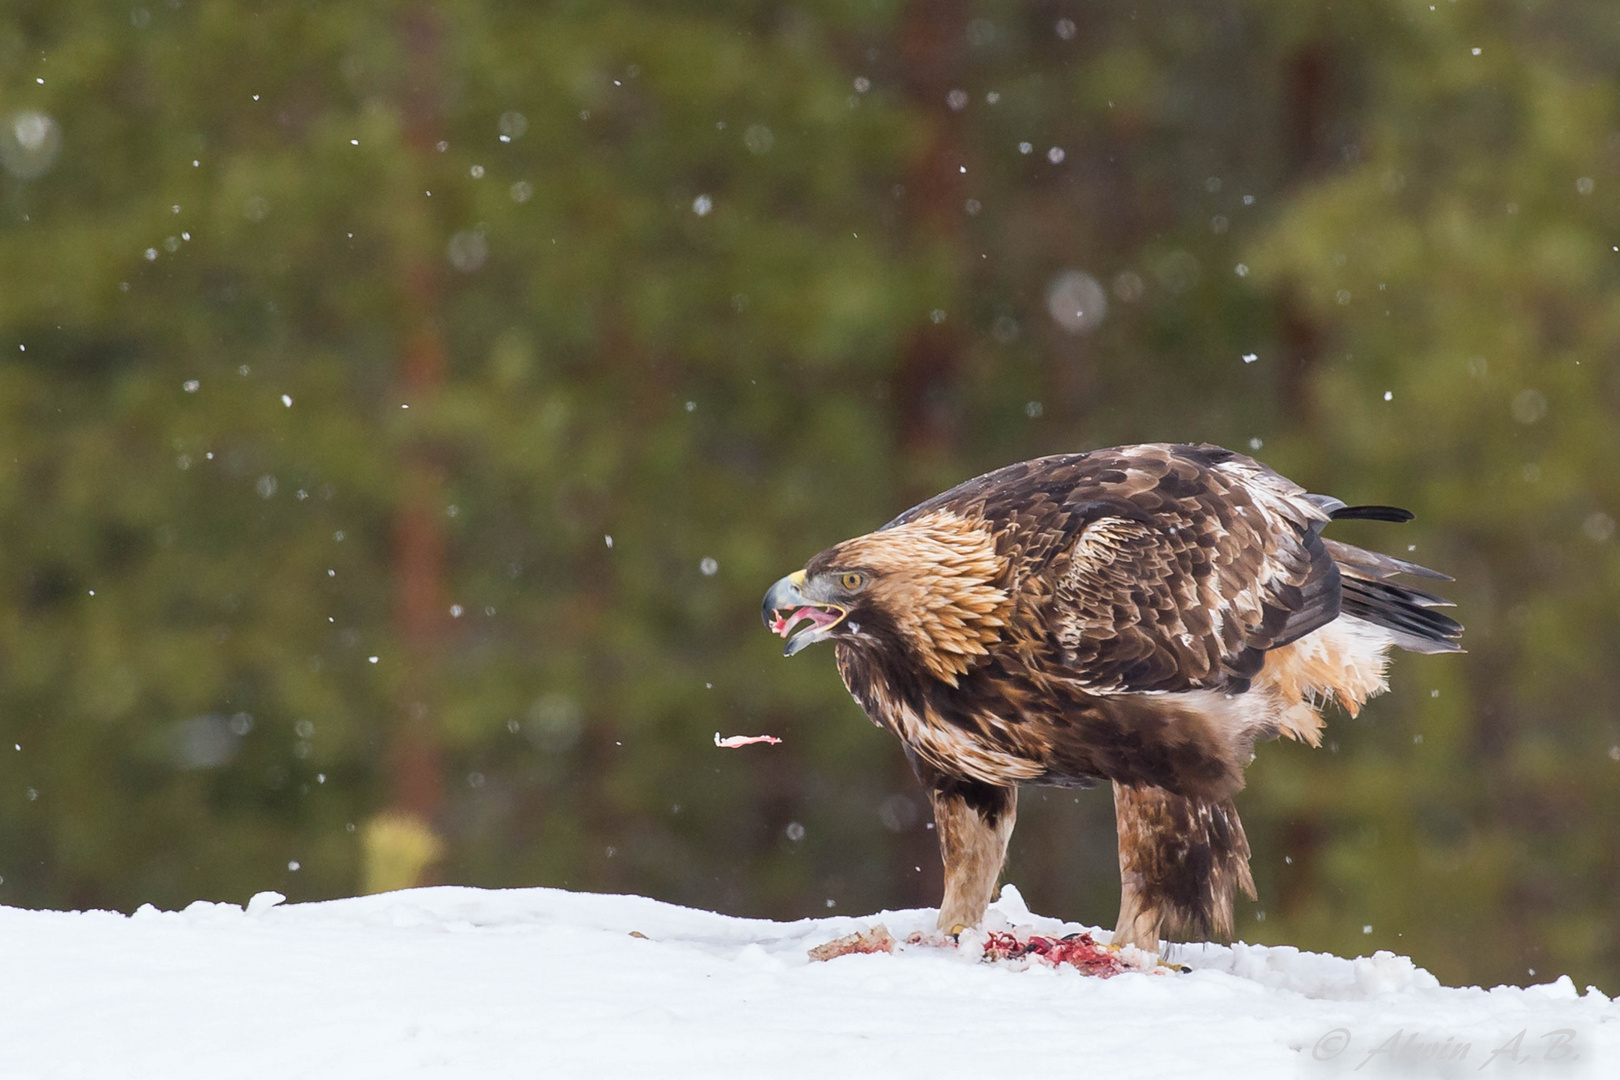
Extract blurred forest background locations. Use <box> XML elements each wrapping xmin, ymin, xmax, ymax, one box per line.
<box><xmin>1</xmin><ymin>0</ymin><xmax>1617</xmax><ymax>992</ymax></box>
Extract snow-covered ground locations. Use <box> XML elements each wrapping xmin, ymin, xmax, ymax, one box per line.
<box><xmin>0</xmin><ymin>884</ymin><xmax>1612</xmax><ymax>1079</ymax></box>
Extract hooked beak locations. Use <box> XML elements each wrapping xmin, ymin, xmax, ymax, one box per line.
<box><xmin>762</xmin><ymin>570</ymin><xmax>848</xmax><ymax>657</ymax></box>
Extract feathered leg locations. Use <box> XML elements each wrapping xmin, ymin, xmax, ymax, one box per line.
<box><xmin>1111</xmin><ymin>782</ymin><xmax>1255</xmax><ymax>951</ymax></box>
<box><xmin>930</xmin><ymin>778</ymin><xmax>1017</xmax><ymax>932</ymax></box>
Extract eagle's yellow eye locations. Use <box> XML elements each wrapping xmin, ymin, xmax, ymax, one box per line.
<box><xmin>840</xmin><ymin>572</ymin><xmax>865</xmax><ymax>591</ymax></box>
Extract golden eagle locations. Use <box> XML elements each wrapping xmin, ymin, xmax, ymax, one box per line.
<box><xmin>762</xmin><ymin>444</ymin><xmax>1461</xmax><ymax>949</ymax></box>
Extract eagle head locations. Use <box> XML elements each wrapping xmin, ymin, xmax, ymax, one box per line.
<box><xmin>761</xmin><ymin>510</ymin><xmax>1013</xmax><ymax>683</ymax></box>
<box><xmin>760</xmin><ymin>565</ymin><xmax>872</xmax><ymax>658</ymax></box>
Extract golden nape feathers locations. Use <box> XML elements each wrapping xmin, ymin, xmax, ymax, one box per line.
<box><xmin>763</xmin><ymin>443</ymin><xmax>1461</xmax><ymax>950</ymax></box>
<box><xmin>825</xmin><ymin>511</ymin><xmax>1012</xmax><ymax>684</ymax></box>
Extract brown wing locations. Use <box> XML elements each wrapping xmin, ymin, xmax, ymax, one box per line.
<box><xmin>891</xmin><ymin>443</ymin><xmax>1341</xmax><ymax>694</ymax></box>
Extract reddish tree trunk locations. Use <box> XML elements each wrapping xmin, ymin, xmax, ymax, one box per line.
<box><xmin>389</xmin><ymin>5</ymin><xmax>450</xmax><ymax>830</ymax></box>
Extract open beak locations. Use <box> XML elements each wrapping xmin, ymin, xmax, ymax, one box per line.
<box><xmin>762</xmin><ymin>570</ymin><xmax>848</xmax><ymax>657</ymax></box>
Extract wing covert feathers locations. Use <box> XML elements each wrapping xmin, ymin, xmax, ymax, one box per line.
<box><xmin>909</xmin><ymin>443</ymin><xmax>1353</xmax><ymax>697</ymax></box>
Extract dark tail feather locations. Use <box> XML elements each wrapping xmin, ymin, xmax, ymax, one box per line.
<box><xmin>1324</xmin><ymin>538</ymin><xmax>1464</xmax><ymax>654</ymax></box>
<box><xmin>1330</xmin><ymin>503</ymin><xmax>1415</xmax><ymax>523</ymax></box>
<box><xmin>1112</xmin><ymin>784</ymin><xmax>1254</xmax><ymax>951</ymax></box>
<box><xmin>1341</xmin><ymin>580</ymin><xmax>1464</xmax><ymax>653</ymax></box>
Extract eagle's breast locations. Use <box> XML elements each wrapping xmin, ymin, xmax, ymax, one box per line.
<box><xmin>834</xmin><ymin>640</ymin><xmax>1048</xmax><ymax>785</ymax></box>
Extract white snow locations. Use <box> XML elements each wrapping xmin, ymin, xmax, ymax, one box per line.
<box><xmin>0</xmin><ymin>884</ymin><xmax>1612</xmax><ymax>1079</ymax></box>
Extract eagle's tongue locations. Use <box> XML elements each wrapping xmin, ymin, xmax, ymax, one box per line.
<box><xmin>775</xmin><ymin>605</ymin><xmax>839</xmax><ymax>639</ymax></box>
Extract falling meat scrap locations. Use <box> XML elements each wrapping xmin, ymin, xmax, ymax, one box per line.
<box><xmin>714</xmin><ymin>732</ymin><xmax>782</xmax><ymax>748</ymax></box>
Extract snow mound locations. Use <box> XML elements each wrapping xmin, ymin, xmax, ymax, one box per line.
<box><xmin>0</xmin><ymin>883</ymin><xmax>1612</xmax><ymax>1079</ymax></box>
